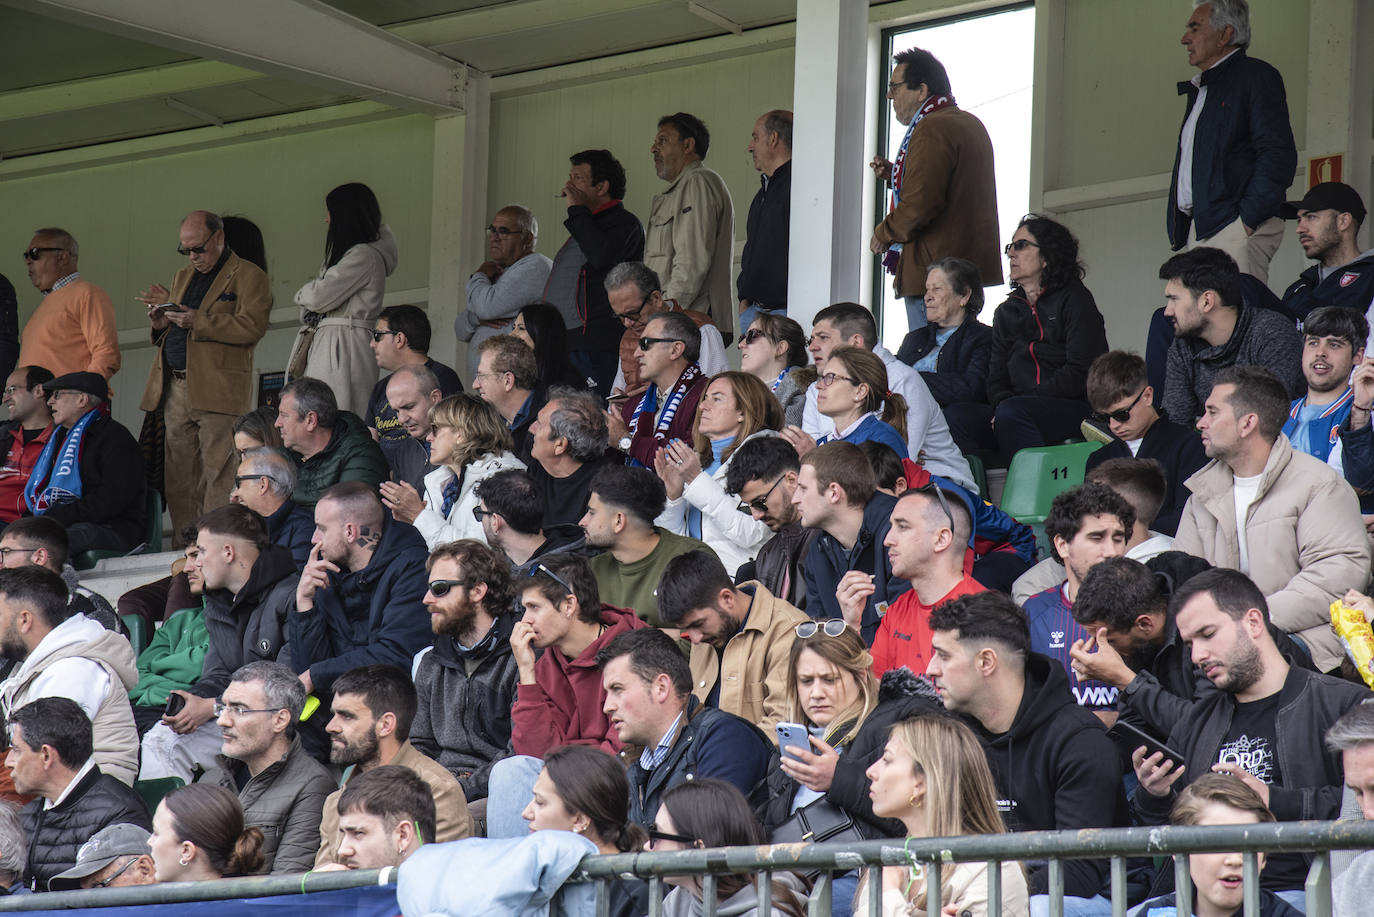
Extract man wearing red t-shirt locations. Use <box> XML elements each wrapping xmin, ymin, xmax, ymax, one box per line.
<box><xmin>840</xmin><ymin>484</ymin><xmax>984</xmax><ymax>675</ymax></box>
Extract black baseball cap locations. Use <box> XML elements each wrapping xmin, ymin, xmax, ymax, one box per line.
<box><xmin>1280</xmin><ymin>181</ymin><xmax>1366</xmax><ymax>225</ymax></box>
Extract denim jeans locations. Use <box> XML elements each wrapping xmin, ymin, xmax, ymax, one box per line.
<box><xmin>904</xmin><ymin>296</ymin><xmax>927</xmax><ymax>333</ymax></box>
<box><xmin>739</xmin><ymin>303</ymin><xmax>785</xmax><ymax>337</ymax></box>
<box><xmin>1031</xmin><ymin>893</ymin><xmax>1113</xmax><ymax>917</ymax></box>
<box><xmin>485</xmin><ymin>754</ymin><xmax>545</xmax><ymax>838</ymax></box>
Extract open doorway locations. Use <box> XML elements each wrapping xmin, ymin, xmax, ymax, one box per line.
<box><xmin>874</xmin><ymin>3</ymin><xmax>1035</xmax><ymax>351</ymax></box>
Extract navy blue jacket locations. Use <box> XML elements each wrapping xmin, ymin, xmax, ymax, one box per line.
<box><xmin>1084</xmin><ymin>417</ymin><xmax>1207</xmax><ymax>536</ymax></box>
<box><xmin>737</xmin><ymin>160</ymin><xmax>791</xmax><ymax>308</ymax></box>
<box><xmin>625</xmin><ymin>697</ymin><xmax>775</xmax><ymax>829</ymax></box>
<box><xmin>1166</xmin><ymin>50</ymin><xmax>1297</xmax><ymax>248</ymax></box>
<box><xmin>896</xmin><ymin>317</ymin><xmax>993</xmax><ymax>406</ymax></box>
<box><xmin>803</xmin><ymin>492</ymin><xmax>910</xmax><ymax>644</ymax></box>
<box><xmin>289</xmin><ymin>517</ymin><xmax>432</xmax><ymax>693</ymax></box>
<box><xmin>266</xmin><ymin>498</ymin><xmax>314</xmax><ymax>570</ymax></box>
<box><xmin>1280</xmin><ymin>251</ymin><xmax>1374</xmax><ymax>324</ymax></box>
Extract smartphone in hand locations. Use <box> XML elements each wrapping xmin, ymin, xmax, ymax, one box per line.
<box><xmin>776</xmin><ymin>722</ymin><xmax>811</xmax><ymax>761</ymax></box>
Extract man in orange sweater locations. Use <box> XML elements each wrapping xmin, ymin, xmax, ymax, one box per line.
<box><xmin>19</xmin><ymin>228</ymin><xmax>120</xmax><ymax>380</ymax></box>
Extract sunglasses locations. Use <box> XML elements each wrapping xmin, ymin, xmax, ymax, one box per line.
<box><xmin>737</xmin><ymin>474</ymin><xmax>785</xmax><ymax>515</ymax></box>
<box><xmin>638</xmin><ymin>336</ymin><xmax>677</xmax><ymax>352</ymax></box>
<box><xmin>472</xmin><ymin>506</ymin><xmax>499</xmax><ymax>522</ymax></box>
<box><xmin>371</xmin><ymin>329</ymin><xmax>400</xmax><ymax>342</ymax></box>
<box><xmin>916</xmin><ymin>482</ymin><xmax>956</xmax><ymax>532</ymax></box>
<box><xmin>427</xmin><ymin>579</ymin><xmax>467</xmax><ymax>597</ymax></box>
<box><xmin>740</xmin><ymin>328</ymin><xmax>772</xmax><ymax>345</ymax></box>
<box><xmin>1003</xmin><ymin>238</ymin><xmax>1040</xmax><ymax>255</ymax></box>
<box><xmin>1091</xmin><ymin>387</ymin><xmax>1147</xmax><ymax>425</ymax></box>
<box><xmin>531</xmin><ymin>562</ymin><xmax>575</xmax><ymax>598</ymax></box>
<box><xmin>795</xmin><ymin>619</ymin><xmax>847</xmax><ymax>638</ymax></box>
<box><xmin>616</xmin><ymin>291</ymin><xmax>654</xmax><ymax>326</ymax></box>
<box><xmin>177</xmin><ymin>233</ymin><xmax>218</xmax><ymax>256</ymax></box>
<box><xmin>647</xmin><ymin>829</ymin><xmax>697</xmax><ymax>848</ymax></box>
<box><xmin>22</xmin><ymin>247</ymin><xmax>65</xmax><ymax>262</ymax></box>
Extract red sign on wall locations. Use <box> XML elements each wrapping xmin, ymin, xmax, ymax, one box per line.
<box><xmin>1308</xmin><ymin>154</ymin><xmax>1343</xmax><ymax>187</ymax></box>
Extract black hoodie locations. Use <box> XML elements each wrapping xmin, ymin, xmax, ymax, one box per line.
<box><xmin>193</xmin><ymin>543</ymin><xmax>298</xmax><ymax>697</ymax></box>
<box><xmin>961</xmin><ymin>653</ymin><xmax>1129</xmax><ymax>898</ymax></box>
<box><xmin>409</xmin><ymin>613</ymin><xmax>520</xmax><ymax>801</ymax></box>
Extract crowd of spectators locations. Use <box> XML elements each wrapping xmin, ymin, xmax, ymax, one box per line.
<box><xmin>2</xmin><ymin>3</ymin><xmax>1374</xmax><ymax>914</ymax></box>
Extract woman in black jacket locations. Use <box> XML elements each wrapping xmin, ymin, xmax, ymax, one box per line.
<box><xmin>895</xmin><ymin>256</ymin><xmax>993</xmax><ymax>407</ymax></box>
<box><xmin>944</xmin><ymin>214</ymin><xmax>1108</xmax><ymax>457</ymax></box>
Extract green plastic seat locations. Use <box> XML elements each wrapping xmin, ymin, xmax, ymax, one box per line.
<box><xmin>963</xmin><ymin>454</ymin><xmax>988</xmax><ymax>500</ymax></box>
<box><xmin>134</xmin><ymin>775</ymin><xmax>184</xmax><ymax>816</ymax></box>
<box><xmin>121</xmin><ymin>613</ymin><xmax>149</xmax><ymax>657</ymax></box>
<box><xmin>998</xmin><ymin>442</ymin><xmax>1103</xmax><ymax>524</ymax></box>
<box><xmin>75</xmin><ymin>490</ymin><xmax>164</xmax><ymax>570</ymax></box>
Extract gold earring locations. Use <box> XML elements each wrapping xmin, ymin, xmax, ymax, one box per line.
<box><xmin>908</xmin><ymin>793</ymin><xmax>922</xmax><ymax>810</ymax></box>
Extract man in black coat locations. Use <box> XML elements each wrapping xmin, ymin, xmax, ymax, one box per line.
<box><xmin>9</xmin><ymin>697</ymin><xmax>149</xmax><ymax>891</ymax></box>
<box><xmin>31</xmin><ymin>371</ymin><xmax>147</xmax><ymax>555</ymax></box>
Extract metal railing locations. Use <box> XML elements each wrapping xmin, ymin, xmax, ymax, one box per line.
<box><xmin>2</xmin><ymin>821</ymin><xmax>1370</xmax><ymax>916</ymax></box>
<box><xmin>566</xmin><ymin>820</ymin><xmax>1374</xmax><ymax>917</ymax></box>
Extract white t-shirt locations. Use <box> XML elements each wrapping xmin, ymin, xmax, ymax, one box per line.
<box><xmin>1232</xmin><ymin>472</ymin><xmax>1263</xmax><ymax>573</ymax></box>
<box><xmin>1125</xmin><ymin>437</ymin><xmax>1144</xmax><ymax>457</ymax></box>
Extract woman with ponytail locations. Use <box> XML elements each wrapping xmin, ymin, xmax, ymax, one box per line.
<box><xmin>149</xmin><ymin>784</ymin><xmax>265</xmax><ymax>881</ymax></box>
<box><xmin>521</xmin><ymin>745</ymin><xmax>648</xmax><ymax>917</ymax></box>
<box><xmin>815</xmin><ymin>345</ymin><xmax>910</xmax><ymax>457</ymax></box>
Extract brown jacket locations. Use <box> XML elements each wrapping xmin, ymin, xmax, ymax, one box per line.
<box><xmin>873</xmin><ymin>106</ymin><xmax>1003</xmax><ymax>298</ymax></box>
<box><xmin>1173</xmin><ymin>434</ymin><xmax>1372</xmax><ymax>670</ymax></box>
<box><xmin>140</xmin><ymin>251</ymin><xmax>272</xmax><ymax>416</ymax></box>
<box><xmin>314</xmin><ymin>740</ymin><xmax>472</xmax><ymax>867</ymax></box>
<box><xmin>687</xmin><ymin>582</ymin><xmax>809</xmax><ymax>741</ymax></box>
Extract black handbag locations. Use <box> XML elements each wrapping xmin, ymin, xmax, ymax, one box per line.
<box><xmin>770</xmin><ymin>796</ymin><xmax>868</xmax><ymax>846</ymax></box>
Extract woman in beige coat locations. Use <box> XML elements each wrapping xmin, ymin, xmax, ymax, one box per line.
<box><xmin>288</xmin><ymin>182</ymin><xmax>397</xmax><ymax>414</ymax></box>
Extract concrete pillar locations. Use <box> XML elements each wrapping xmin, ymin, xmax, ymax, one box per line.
<box><xmin>787</xmin><ymin>0</ymin><xmax>868</xmax><ymax>329</ymax></box>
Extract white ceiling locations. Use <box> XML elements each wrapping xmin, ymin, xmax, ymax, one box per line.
<box><xmin>0</xmin><ymin>0</ymin><xmax>803</xmax><ymax>159</ymax></box>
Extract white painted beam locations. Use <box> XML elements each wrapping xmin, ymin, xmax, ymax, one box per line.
<box><xmin>788</xmin><ymin>0</ymin><xmax>868</xmax><ymax>324</ymax></box>
<box><xmin>5</xmin><ymin>0</ymin><xmax>465</xmax><ymax>114</ymax></box>
<box><xmin>0</xmin><ymin>60</ymin><xmax>259</xmax><ymax>125</ymax></box>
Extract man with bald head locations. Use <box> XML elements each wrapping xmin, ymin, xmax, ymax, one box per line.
<box><xmin>19</xmin><ymin>227</ymin><xmax>120</xmax><ymax>380</ymax></box>
<box><xmin>455</xmin><ymin>205</ymin><xmax>552</xmax><ymax>368</ymax></box>
<box><xmin>136</xmin><ymin>211</ymin><xmax>273</xmax><ymax>540</ymax></box>
<box><xmin>378</xmin><ymin>364</ymin><xmax>443</xmax><ymax>494</ymax></box>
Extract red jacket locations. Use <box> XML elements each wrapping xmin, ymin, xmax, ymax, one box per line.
<box><xmin>871</xmin><ymin>575</ymin><xmax>986</xmax><ymax>679</ymax></box>
<box><xmin>0</xmin><ymin>422</ymin><xmax>57</xmax><ymax>523</ymax></box>
<box><xmin>511</xmin><ymin>603</ymin><xmax>646</xmax><ymax>757</ymax></box>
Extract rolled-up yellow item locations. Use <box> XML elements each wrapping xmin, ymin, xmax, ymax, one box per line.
<box><xmin>1330</xmin><ymin>599</ymin><xmax>1374</xmax><ymax>688</ymax></box>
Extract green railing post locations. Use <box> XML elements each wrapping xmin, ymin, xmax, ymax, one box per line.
<box><xmin>1243</xmin><ymin>852</ymin><xmax>1260</xmax><ymax>917</ymax></box>
<box><xmin>925</xmin><ymin>860</ymin><xmax>941</xmax><ymax>917</ymax></box>
<box><xmin>808</xmin><ymin>870</ymin><xmax>831</xmax><ymax>917</ymax></box>
<box><xmin>1110</xmin><ymin>855</ymin><xmax>1126</xmax><ymax>917</ymax></box>
<box><xmin>1174</xmin><ymin>853</ymin><xmax>1193</xmax><ymax>916</ymax></box>
<box><xmin>1306</xmin><ymin>851</ymin><xmax>1332</xmax><ymax>917</ymax></box>
<box><xmin>1047</xmin><ymin>857</ymin><xmax>1064</xmax><ymax>917</ymax></box>
<box><xmin>987</xmin><ymin>859</ymin><xmax>1002</xmax><ymax>917</ymax></box>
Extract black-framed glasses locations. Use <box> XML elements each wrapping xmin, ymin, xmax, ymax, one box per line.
<box><xmin>1003</xmin><ymin>239</ymin><xmax>1040</xmax><ymax>255</ymax></box>
<box><xmin>22</xmin><ymin>247</ymin><xmax>65</xmax><ymax>261</ymax></box>
<box><xmin>738</xmin><ymin>474</ymin><xmax>786</xmax><ymax>514</ymax></box>
<box><xmin>472</xmin><ymin>506</ymin><xmax>500</xmax><ymax>523</ymax></box>
<box><xmin>916</xmin><ymin>482</ymin><xmax>956</xmax><ymax>532</ymax></box>
<box><xmin>531</xmin><ymin>562</ymin><xmax>575</xmax><ymax>598</ymax></box>
<box><xmin>647</xmin><ymin>829</ymin><xmax>697</xmax><ymax>848</ymax></box>
<box><xmin>638</xmin><ymin>336</ymin><xmax>676</xmax><ymax>352</ymax></box>
<box><xmin>176</xmin><ymin>233</ymin><xmax>218</xmax><ymax>256</ymax></box>
<box><xmin>816</xmin><ymin>372</ymin><xmax>858</xmax><ymax>388</ymax></box>
<box><xmin>92</xmin><ymin>855</ymin><xmax>140</xmax><ymax>889</ymax></box>
<box><xmin>233</xmin><ymin>474</ymin><xmax>264</xmax><ymax>487</ymax></box>
<box><xmin>1091</xmin><ymin>387</ymin><xmax>1147</xmax><ymax>425</ymax></box>
<box><xmin>214</xmin><ymin>701</ymin><xmax>285</xmax><ymax>718</ymax></box>
<box><xmin>796</xmin><ymin>619</ymin><xmax>847</xmax><ymax>638</ymax></box>
<box><xmin>371</xmin><ymin>329</ymin><xmax>399</xmax><ymax>342</ymax></box>
<box><xmin>740</xmin><ymin>328</ymin><xmax>772</xmax><ymax>345</ymax></box>
<box><xmin>485</xmin><ymin>225</ymin><xmax>524</xmax><ymax>238</ymax></box>
<box><xmin>427</xmin><ymin>579</ymin><xmax>467</xmax><ymax>597</ymax></box>
<box><xmin>616</xmin><ymin>291</ymin><xmax>653</xmax><ymax>326</ymax></box>
<box><xmin>0</xmin><ymin>546</ymin><xmax>35</xmax><ymax>563</ymax></box>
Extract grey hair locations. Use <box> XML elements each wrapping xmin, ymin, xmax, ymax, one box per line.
<box><xmin>604</xmin><ymin>261</ymin><xmax>661</xmax><ymax>298</ymax></box>
<box><xmin>230</xmin><ymin>661</ymin><xmax>306</xmax><ymax>735</ymax></box>
<box><xmin>1195</xmin><ymin>0</ymin><xmax>1250</xmax><ymax>48</ymax></box>
<box><xmin>280</xmin><ymin>377</ymin><xmax>338</xmax><ymax>429</ymax></box>
<box><xmin>545</xmin><ymin>386</ymin><xmax>608</xmax><ymax>463</ymax></box>
<box><xmin>34</xmin><ymin>227</ymin><xmax>78</xmax><ymax>258</ymax></box>
<box><xmin>762</xmin><ymin>110</ymin><xmax>793</xmax><ymax>150</ymax></box>
<box><xmin>240</xmin><ymin>446</ymin><xmax>296</xmax><ymax>498</ymax></box>
<box><xmin>504</xmin><ymin>205</ymin><xmax>538</xmax><ymax>241</ymax></box>
<box><xmin>0</xmin><ymin>802</ymin><xmax>26</xmax><ymax>881</ymax></box>
<box><xmin>387</xmin><ymin>363</ymin><xmax>440</xmax><ymax>397</ymax></box>
<box><xmin>1326</xmin><ymin>702</ymin><xmax>1374</xmax><ymax>753</ymax></box>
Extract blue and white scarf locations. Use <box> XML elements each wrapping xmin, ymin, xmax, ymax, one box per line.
<box><xmin>627</xmin><ymin>363</ymin><xmax>704</xmax><ymax>466</ymax></box>
<box><xmin>25</xmin><ymin>407</ymin><xmax>103</xmax><ymax>514</ymax></box>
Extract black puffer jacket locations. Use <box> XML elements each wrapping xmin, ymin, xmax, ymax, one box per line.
<box><xmin>987</xmin><ymin>280</ymin><xmax>1108</xmax><ymax>405</ymax></box>
<box><xmin>409</xmin><ymin>614</ymin><xmax>520</xmax><ymax>801</ymax></box>
<box><xmin>193</xmin><ymin>544</ymin><xmax>297</xmax><ymax>697</ymax></box>
<box><xmin>22</xmin><ymin>766</ymin><xmax>150</xmax><ymax>890</ymax></box>
<box><xmin>896</xmin><ymin>318</ymin><xmax>994</xmax><ymax>406</ymax></box>
<box><xmin>760</xmin><ymin>668</ymin><xmax>944</xmax><ymax>838</ymax></box>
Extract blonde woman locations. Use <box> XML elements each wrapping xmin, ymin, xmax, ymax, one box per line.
<box><xmin>653</xmin><ymin>371</ymin><xmax>781</xmax><ymax>578</ymax></box>
<box><xmin>391</xmin><ymin>393</ymin><xmax>524</xmax><ymax>549</ymax></box>
<box><xmin>862</xmin><ymin>716</ymin><xmax>1028</xmax><ymax>916</ymax></box>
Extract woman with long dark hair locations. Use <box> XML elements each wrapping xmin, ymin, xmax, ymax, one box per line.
<box><xmin>288</xmin><ymin>182</ymin><xmax>398</xmax><ymax>414</ymax></box>
<box><xmin>148</xmin><ymin>784</ymin><xmax>265</xmax><ymax>882</ymax></box>
<box><xmin>944</xmin><ymin>214</ymin><xmax>1107</xmax><ymax>457</ymax></box>
<box><xmin>512</xmin><ymin>302</ymin><xmax>581</xmax><ymax>390</ymax></box>
<box><xmin>522</xmin><ymin>746</ymin><xmax>649</xmax><ymax>917</ymax></box>
<box><xmin>651</xmin><ymin>779</ymin><xmax>808</xmax><ymax>917</ymax></box>
<box><xmin>737</xmin><ymin>312</ymin><xmax>814</xmax><ymax>427</ymax></box>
